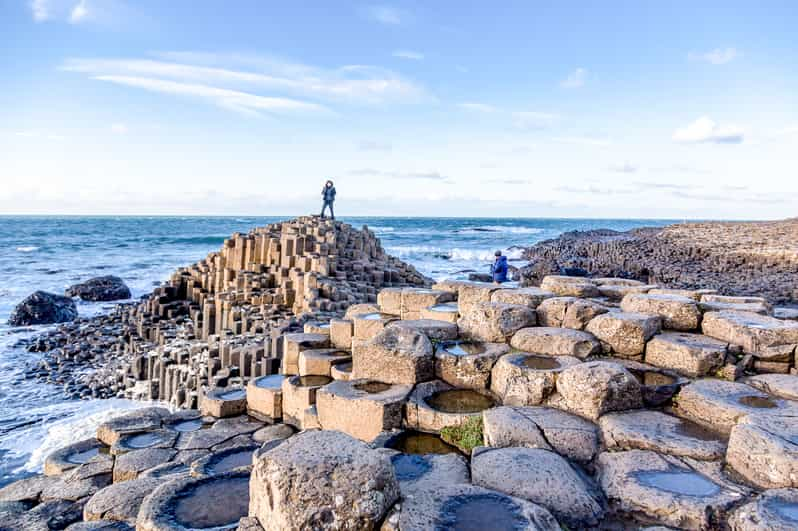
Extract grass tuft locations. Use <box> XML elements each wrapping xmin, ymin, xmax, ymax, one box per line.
<box><xmin>440</xmin><ymin>416</ymin><xmax>484</xmax><ymax>454</ymax></box>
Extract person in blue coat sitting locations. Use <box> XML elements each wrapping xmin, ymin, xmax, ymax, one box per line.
<box><xmin>491</xmin><ymin>250</ymin><xmax>508</xmax><ymax>284</ymax></box>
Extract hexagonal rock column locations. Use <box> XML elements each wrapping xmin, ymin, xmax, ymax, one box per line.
<box><xmin>377</xmin><ymin>287</ymin><xmax>403</xmax><ymax>315</ymax></box>
<box><xmin>456</xmin><ymin>282</ymin><xmax>501</xmax><ymax>314</ymax></box>
<box><xmin>420</xmin><ymin>302</ymin><xmax>459</xmax><ymax>323</ymax></box>
<box><xmin>387</xmin><ymin>319</ymin><xmax>459</xmax><ymax>341</ymax></box>
<box><xmin>702</xmin><ymin>310</ymin><xmax>798</xmax><ymax>361</ymax></box>
<box><xmin>597</xmin><ymin>450</ymin><xmax>748</xmax><ymax>530</ymax></box>
<box><xmin>644</xmin><ymin>332</ymin><xmax>728</xmax><ymax>378</ymax></box>
<box><xmin>352</xmin><ymin>312</ymin><xmax>399</xmax><ymax>343</ymax></box>
<box><xmin>329</xmin><ymin>318</ymin><xmax>354</xmax><ymax>350</ymax></box>
<box><xmin>383</xmin><ymin>483</ymin><xmax>559</xmax><ymax>531</ymax></box>
<box><xmin>490</xmin><ymin>352</ymin><xmax>581</xmax><ymax>406</ymax></box>
<box><xmin>457</xmin><ymin>302</ymin><xmax>536</xmax><ymax>343</ymax></box>
<box><xmin>298</xmin><ymin>348</ymin><xmax>351</xmax><ymax>376</ymax></box>
<box><xmin>246</xmin><ymin>374</ymin><xmax>286</xmax><ymax>422</ymax></box>
<box><xmin>482</xmin><ymin>406</ymin><xmax>599</xmax><ymax>462</ymax></box>
<box><xmin>84</xmin><ymin>476</ymin><xmax>164</xmax><ymax>524</ymax></box>
<box><xmin>585</xmin><ymin>312</ymin><xmax>661</xmax><ymax>359</ymax></box>
<box><xmin>43</xmin><ymin>438</ymin><xmax>105</xmax><ymax>476</ymax></box>
<box><xmin>599</xmin><ymin>410</ymin><xmax>726</xmax><ymax>460</ymax></box>
<box><xmin>727</xmin><ymin>412</ymin><xmax>798</xmax><ymax>488</ymax></box>
<box><xmin>351</xmin><ymin>326</ymin><xmax>434</xmax><ymax>385</ymax></box>
<box><xmin>281</xmin><ymin>333</ymin><xmax>330</xmax><ymax>376</ymax></box>
<box><xmin>96</xmin><ymin>407</ymin><xmax>170</xmax><ymax>446</ymax></box>
<box><xmin>490</xmin><ymin>287</ymin><xmax>554</xmax><ymax>309</ymax></box>
<box><xmin>137</xmin><ymin>471</ymin><xmax>250</xmax><ymax>530</ymax></box>
<box><xmin>281</xmin><ymin>374</ymin><xmax>332</xmax><ymax>429</ymax></box>
<box><xmin>536</xmin><ymin>297</ymin><xmax>610</xmax><ymax>330</ymax></box>
<box><xmin>510</xmin><ymin>327</ymin><xmax>600</xmax><ymax>359</ymax></box>
<box><xmin>199</xmin><ymin>387</ymin><xmax>247</xmax><ymax>418</ymax></box>
<box><xmin>400</xmin><ymin>288</ymin><xmax>455</xmax><ymax>320</ymax></box>
<box><xmin>728</xmin><ymin>488</ymin><xmax>798</xmax><ymax>531</ymax></box>
<box><xmin>673</xmin><ymin>379</ymin><xmax>798</xmax><ymax>435</ymax></box>
<box><xmin>471</xmin><ymin>446</ymin><xmax>605</xmax><ymax>528</ymax></box>
<box><xmin>249</xmin><ymin>430</ymin><xmax>400</xmax><ymax>531</ymax></box>
<box><xmin>556</xmin><ymin>361</ymin><xmax>643</xmax><ymax>420</ymax></box>
<box><xmin>596</xmin><ymin>282</ymin><xmax>657</xmax><ymax>302</ymax></box>
<box><xmin>540</xmin><ymin>275</ymin><xmax>599</xmax><ymax>298</ymax></box>
<box><xmin>316</xmin><ymin>379</ymin><xmax>412</xmax><ymax>442</ymax></box>
<box><xmin>621</xmin><ymin>293</ymin><xmax>702</xmax><ymax>331</ymax></box>
<box><xmin>405</xmin><ymin>380</ymin><xmax>497</xmax><ymax>433</ymax></box>
<box><xmin>434</xmin><ymin>341</ymin><xmax>510</xmax><ymax>389</ymax></box>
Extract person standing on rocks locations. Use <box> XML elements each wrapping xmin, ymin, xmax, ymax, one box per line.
<box><xmin>491</xmin><ymin>250</ymin><xmax>508</xmax><ymax>284</ymax></box>
<box><xmin>320</xmin><ymin>180</ymin><xmax>336</xmax><ymax>220</ymax></box>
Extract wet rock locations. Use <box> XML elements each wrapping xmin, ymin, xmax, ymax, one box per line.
<box><xmin>490</xmin><ymin>352</ymin><xmax>580</xmax><ymax>406</ymax></box>
<box><xmin>352</xmin><ymin>326</ymin><xmax>434</xmax><ymax>385</ymax></box>
<box><xmin>84</xmin><ymin>476</ymin><xmax>163</xmax><ymax>524</ymax></box>
<box><xmin>174</xmin><ymin>416</ymin><xmax>261</xmax><ymax>451</ymax></box>
<box><xmin>621</xmin><ymin>293</ymin><xmax>702</xmax><ymax>331</ymax></box>
<box><xmin>8</xmin><ymin>291</ymin><xmax>78</xmax><ymax>326</ymax></box>
<box><xmin>482</xmin><ymin>406</ymin><xmax>599</xmax><ymax>462</ymax></box>
<box><xmin>44</xmin><ymin>438</ymin><xmax>106</xmax><ymax>476</ymax></box>
<box><xmin>728</xmin><ymin>488</ymin><xmax>798</xmax><ymax>530</ymax></box>
<box><xmin>41</xmin><ymin>473</ymin><xmax>111</xmax><ymax>502</ymax></box>
<box><xmin>434</xmin><ymin>341</ymin><xmax>509</xmax><ymax>390</ymax></box>
<box><xmin>510</xmin><ymin>326</ymin><xmax>600</xmax><ymax>359</ymax></box>
<box><xmin>473</xmin><ymin>446</ymin><xmax>605</xmax><ymax>527</ymax></box>
<box><xmin>597</xmin><ymin>449</ymin><xmax>748</xmax><ymax>529</ymax></box>
<box><xmin>110</xmin><ymin>429</ymin><xmax>177</xmax><ymax>456</ymax></box>
<box><xmin>556</xmin><ymin>361</ymin><xmax>643</xmax><ymax>420</ymax></box>
<box><xmin>405</xmin><ymin>380</ymin><xmax>496</xmax><ymax>433</ymax></box>
<box><xmin>585</xmin><ymin>312</ymin><xmax>661</xmax><ymax>358</ymax></box>
<box><xmin>645</xmin><ymin>332</ymin><xmax>728</xmax><ymax>377</ymax></box>
<box><xmin>744</xmin><ymin>373</ymin><xmax>798</xmax><ymax>400</ymax></box>
<box><xmin>390</xmin><ymin>452</ymin><xmax>470</xmax><ymax>495</ymax></box>
<box><xmin>252</xmin><ymin>424</ymin><xmax>294</xmax><ymax>445</ymax></box>
<box><xmin>727</xmin><ymin>412</ymin><xmax>798</xmax><ymax>488</ymax></box>
<box><xmin>12</xmin><ymin>498</ymin><xmax>86</xmax><ymax>530</ymax></box>
<box><xmin>190</xmin><ymin>444</ymin><xmax>257</xmax><ymax>477</ymax></box>
<box><xmin>112</xmin><ymin>448</ymin><xmax>177</xmax><ymax>482</ymax></box>
<box><xmin>600</xmin><ymin>410</ymin><xmax>726</xmax><ymax>460</ymax></box>
<box><xmin>0</xmin><ymin>475</ymin><xmax>58</xmax><ymax>504</ymax></box>
<box><xmin>457</xmin><ymin>302</ymin><xmax>536</xmax><ymax>343</ymax></box>
<box><xmin>96</xmin><ymin>407</ymin><xmax>169</xmax><ymax>446</ymax></box>
<box><xmin>249</xmin><ymin>430</ymin><xmax>399</xmax><ymax>530</ymax></box>
<box><xmin>66</xmin><ymin>276</ymin><xmax>131</xmax><ymax>301</ymax></box>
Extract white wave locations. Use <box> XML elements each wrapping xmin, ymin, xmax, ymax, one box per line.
<box><xmin>368</xmin><ymin>226</ymin><xmax>395</xmax><ymax>232</ymax></box>
<box><xmin>458</xmin><ymin>226</ymin><xmax>544</xmax><ymax>235</ymax></box>
<box><xmin>16</xmin><ymin>246</ymin><xmax>39</xmax><ymax>252</ymax></box>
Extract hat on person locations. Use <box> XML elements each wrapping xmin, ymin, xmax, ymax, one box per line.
<box><xmin>494</xmin><ymin>250</ymin><xmax>502</xmax><ymax>256</ymax></box>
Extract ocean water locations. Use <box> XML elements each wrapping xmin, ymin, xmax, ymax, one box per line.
<box><xmin>0</xmin><ymin>215</ymin><xmax>671</xmax><ymax>485</ymax></box>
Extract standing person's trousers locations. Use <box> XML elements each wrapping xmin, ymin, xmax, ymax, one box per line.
<box><xmin>321</xmin><ymin>201</ymin><xmax>334</xmax><ymax>219</ymax></box>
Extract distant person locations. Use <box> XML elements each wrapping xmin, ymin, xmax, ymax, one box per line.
<box><xmin>320</xmin><ymin>179</ymin><xmax>336</xmax><ymax>220</ymax></box>
<box><xmin>491</xmin><ymin>250</ymin><xmax>508</xmax><ymax>284</ymax></box>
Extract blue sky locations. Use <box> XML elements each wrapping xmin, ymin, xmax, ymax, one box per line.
<box><xmin>2</xmin><ymin>1</ymin><xmax>796</xmax><ymax>218</ymax></box>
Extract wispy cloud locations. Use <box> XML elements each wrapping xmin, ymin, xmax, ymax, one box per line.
<box><xmin>688</xmin><ymin>47</ymin><xmax>738</xmax><ymax>65</ymax></box>
<box><xmin>361</xmin><ymin>5</ymin><xmax>403</xmax><ymax>25</ymax></box>
<box><xmin>673</xmin><ymin>116</ymin><xmax>744</xmax><ymax>144</ymax></box>
<box><xmin>560</xmin><ymin>67</ymin><xmax>587</xmax><ymax>88</ymax></box>
<box><xmin>457</xmin><ymin>102</ymin><xmax>497</xmax><ymax>113</ymax></box>
<box><xmin>393</xmin><ymin>50</ymin><xmax>424</xmax><ymax>61</ymax></box>
<box><xmin>512</xmin><ymin>111</ymin><xmax>559</xmax><ymax>130</ymax></box>
<box><xmin>357</xmin><ymin>140</ymin><xmax>392</xmax><ymax>152</ymax></box>
<box><xmin>69</xmin><ymin>0</ymin><xmax>88</xmax><ymax>23</ymax></box>
<box><xmin>31</xmin><ymin>0</ymin><xmax>49</xmax><ymax>21</ymax></box>
<box><xmin>348</xmin><ymin>168</ymin><xmax>451</xmax><ymax>182</ymax></box>
<box><xmin>110</xmin><ymin>123</ymin><xmax>128</xmax><ymax>134</ymax></box>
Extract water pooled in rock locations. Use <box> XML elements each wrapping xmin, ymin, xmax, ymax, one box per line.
<box><xmin>254</xmin><ymin>375</ymin><xmax>285</xmax><ymax>389</ymax></box>
<box><xmin>124</xmin><ymin>432</ymin><xmax>165</xmax><ymax>449</ymax></box>
<box><xmin>218</xmin><ymin>389</ymin><xmax>246</xmax><ymax>400</ymax></box>
<box><xmin>635</xmin><ymin>470</ymin><xmax>720</xmax><ymax>497</ymax></box>
<box><xmin>170</xmin><ymin>419</ymin><xmax>204</xmax><ymax>433</ymax></box>
<box><xmin>521</xmin><ymin>355</ymin><xmax>560</xmax><ymax>370</ymax></box>
<box><xmin>738</xmin><ymin>395</ymin><xmax>777</xmax><ymax>409</ymax></box>
<box><xmin>297</xmin><ymin>375</ymin><xmax>333</xmax><ymax>387</ymax></box>
<box><xmin>354</xmin><ymin>381</ymin><xmax>392</xmax><ymax>394</ymax></box>
<box><xmin>391</xmin><ymin>454</ymin><xmax>432</xmax><ymax>481</ymax></box>
<box><xmin>173</xmin><ymin>476</ymin><xmax>249</xmax><ymax>529</ymax></box>
<box><xmin>437</xmin><ymin>494</ymin><xmax>529</xmax><ymax>531</ymax></box>
<box><xmin>334</xmin><ymin>361</ymin><xmax>352</xmax><ymax>373</ymax></box>
<box><xmin>209</xmin><ymin>449</ymin><xmax>254</xmax><ymax>474</ymax></box>
<box><xmin>631</xmin><ymin>370</ymin><xmax>676</xmax><ymax>387</ymax></box>
<box><xmin>769</xmin><ymin>499</ymin><xmax>798</xmax><ymax>522</ymax></box>
<box><xmin>362</xmin><ymin>313</ymin><xmax>395</xmax><ymax>320</ymax></box>
<box><xmin>441</xmin><ymin>342</ymin><xmax>486</xmax><ymax>356</ymax></box>
<box><xmin>426</xmin><ymin>389</ymin><xmax>495</xmax><ymax>414</ymax></box>
<box><xmin>430</xmin><ymin>303</ymin><xmax>457</xmax><ymax>312</ymax></box>
<box><xmin>66</xmin><ymin>447</ymin><xmax>100</xmax><ymax>464</ymax></box>
<box><xmin>389</xmin><ymin>431</ymin><xmax>459</xmax><ymax>455</ymax></box>
<box><xmin>673</xmin><ymin>420</ymin><xmax>725</xmax><ymax>442</ymax></box>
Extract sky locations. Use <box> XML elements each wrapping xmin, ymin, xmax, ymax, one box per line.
<box><xmin>2</xmin><ymin>1</ymin><xmax>797</xmax><ymax>218</ymax></box>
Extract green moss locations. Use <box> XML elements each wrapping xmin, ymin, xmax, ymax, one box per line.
<box><xmin>440</xmin><ymin>416</ymin><xmax>484</xmax><ymax>454</ymax></box>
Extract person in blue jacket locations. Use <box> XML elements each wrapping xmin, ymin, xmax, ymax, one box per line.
<box><xmin>320</xmin><ymin>180</ymin><xmax>336</xmax><ymax>219</ymax></box>
<box><xmin>491</xmin><ymin>250</ymin><xmax>508</xmax><ymax>284</ymax></box>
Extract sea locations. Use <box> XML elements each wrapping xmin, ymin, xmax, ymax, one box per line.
<box><xmin>0</xmin><ymin>215</ymin><xmax>673</xmax><ymax>486</ymax></box>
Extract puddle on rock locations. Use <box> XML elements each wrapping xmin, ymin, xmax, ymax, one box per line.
<box><xmin>738</xmin><ymin>395</ymin><xmax>777</xmax><ymax>409</ymax></box>
<box><xmin>437</xmin><ymin>493</ymin><xmax>528</xmax><ymax>531</ymax></box>
<box><xmin>769</xmin><ymin>499</ymin><xmax>798</xmax><ymax>522</ymax></box>
<box><xmin>430</xmin><ymin>303</ymin><xmax>458</xmax><ymax>312</ymax></box>
<box><xmin>521</xmin><ymin>355</ymin><xmax>560</xmax><ymax>370</ymax></box>
<box><xmin>441</xmin><ymin>342</ymin><xmax>486</xmax><ymax>356</ymax></box>
<box><xmin>173</xmin><ymin>477</ymin><xmax>249</xmax><ymax>529</ymax></box>
<box><xmin>334</xmin><ymin>361</ymin><xmax>352</xmax><ymax>373</ymax></box>
<box><xmin>389</xmin><ymin>431</ymin><xmax>460</xmax><ymax>455</ymax></box>
<box><xmin>354</xmin><ymin>381</ymin><xmax>392</xmax><ymax>394</ymax></box>
<box><xmin>296</xmin><ymin>375</ymin><xmax>333</xmax><ymax>387</ymax></box>
<box><xmin>124</xmin><ymin>432</ymin><xmax>165</xmax><ymax>449</ymax></box>
<box><xmin>66</xmin><ymin>448</ymin><xmax>100</xmax><ymax>464</ymax></box>
<box><xmin>209</xmin><ymin>450</ymin><xmax>254</xmax><ymax>474</ymax></box>
<box><xmin>170</xmin><ymin>419</ymin><xmax>204</xmax><ymax>433</ymax></box>
<box><xmin>254</xmin><ymin>375</ymin><xmax>285</xmax><ymax>389</ymax></box>
<box><xmin>218</xmin><ymin>389</ymin><xmax>246</xmax><ymax>400</ymax></box>
<box><xmin>673</xmin><ymin>420</ymin><xmax>725</xmax><ymax>442</ymax></box>
<box><xmin>631</xmin><ymin>370</ymin><xmax>677</xmax><ymax>386</ymax></box>
<box><xmin>426</xmin><ymin>389</ymin><xmax>495</xmax><ymax>414</ymax></box>
<box><xmin>635</xmin><ymin>470</ymin><xmax>720</xmax><ymax>497</ymax></box>
<box><xmin>362</xmin><ymin>313</ymin><xmax>396</xmax><ymax>320</ymax></box>
<box><xmin>391</xmin><ymin>454</ymin><xmax>431</xmax><ymax>481</ymax></box>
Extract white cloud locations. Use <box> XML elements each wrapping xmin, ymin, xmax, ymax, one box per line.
<box><xmin>361</xmin><ymin>5</ymin><xmax>402</xmax><ymax>25</ymax></box>
<box><xmin>672</xmin><ymin>116</ymin><xmax>744</xmax><ymax>144</ymax></box>
<box><xmin>69</xmin><ymin>0</ymin><xmax>88</xmax><ymax>23</ymax></box>
<box><xmin>552</xmin><ymin>136</ymin><xmax>611</xmax><ymax>146</ymax></box>
<box><xmin>688</xmin><ymin>47</ymin><xmax>738</xmax><ymax>65</ymax></box>
<box><xmin>348</xmin><ymin>168</ymin><xmax>451</xmax><ymax>182</ymax></box>
<box><xmin>560</xmin><ymin>67</ymin><xmax>586</xmax><ymax>88</ymax></box>
<box><xmin>457</xmin><ymin>102</ymin><xmax>497</xmax><ymax>113</ymax></box>
<box><xmin>392</xmin><ymin>50</ymin><xmax>424</xmax><ymax>60</ymax></box>
<box><xmin>513</xmin><ymin>111</ymin><xmax>558</xmax><ymax>129</ymax></box>
<box><xmin>31</xmin><ymin>0</ymin><xmax>49</xmax><ymax>21</ymax></box>
<box><xmin>110</xmin><ymin>123</ymin><xmax>128</xmax><ymax>134</ymax></box>
<box><xmin>62</xmin><ymin>55</ymin><xmax>429</xmax><ymax>105</ymax></box>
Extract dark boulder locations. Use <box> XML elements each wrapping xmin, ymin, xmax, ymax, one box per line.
<box><xmin>66</xmin><ymin>276</ymin><xmax>131</xmax><ymax>301</ymax></box>
<box><xmin>8</xmin><ymin>291</ymin><xmax>78</xmax><ymax>326</ymax></box>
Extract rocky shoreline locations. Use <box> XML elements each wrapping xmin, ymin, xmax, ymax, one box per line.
<box><xmin>3</xmin><ymin>216</ymin><xmax>798</xmax><ymax>530</ymax></box>
<box><xmin>519</xmin><ymin>218</ymin><xmax>798</xmax><ymax>305</ymax></box>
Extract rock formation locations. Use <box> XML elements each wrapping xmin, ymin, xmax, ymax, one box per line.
<box><xmin>8</xmin><ymin>291</ymin><xmax>78</xmax><ymax>326</ymax></box>
<box><xmin>65</xmin><ymin>276</ymin><xmax>132</xmax><ymax>301</ymax></box>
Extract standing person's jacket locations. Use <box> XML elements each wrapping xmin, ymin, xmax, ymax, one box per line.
<box><xmin>491</xmin><ymin>256</ymin><xmax>509</xmax><ymax>283</ymax></box>
<box><xmin>322</xmin><ymin>186</ymin><xmax>336</xmax><ymax>202</ymax></box>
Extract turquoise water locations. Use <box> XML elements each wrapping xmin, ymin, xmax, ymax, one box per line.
<box><xmin>0</xmin><ymin>215</ymin><xmax>670</xmax><ymax>485</ymax></box>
